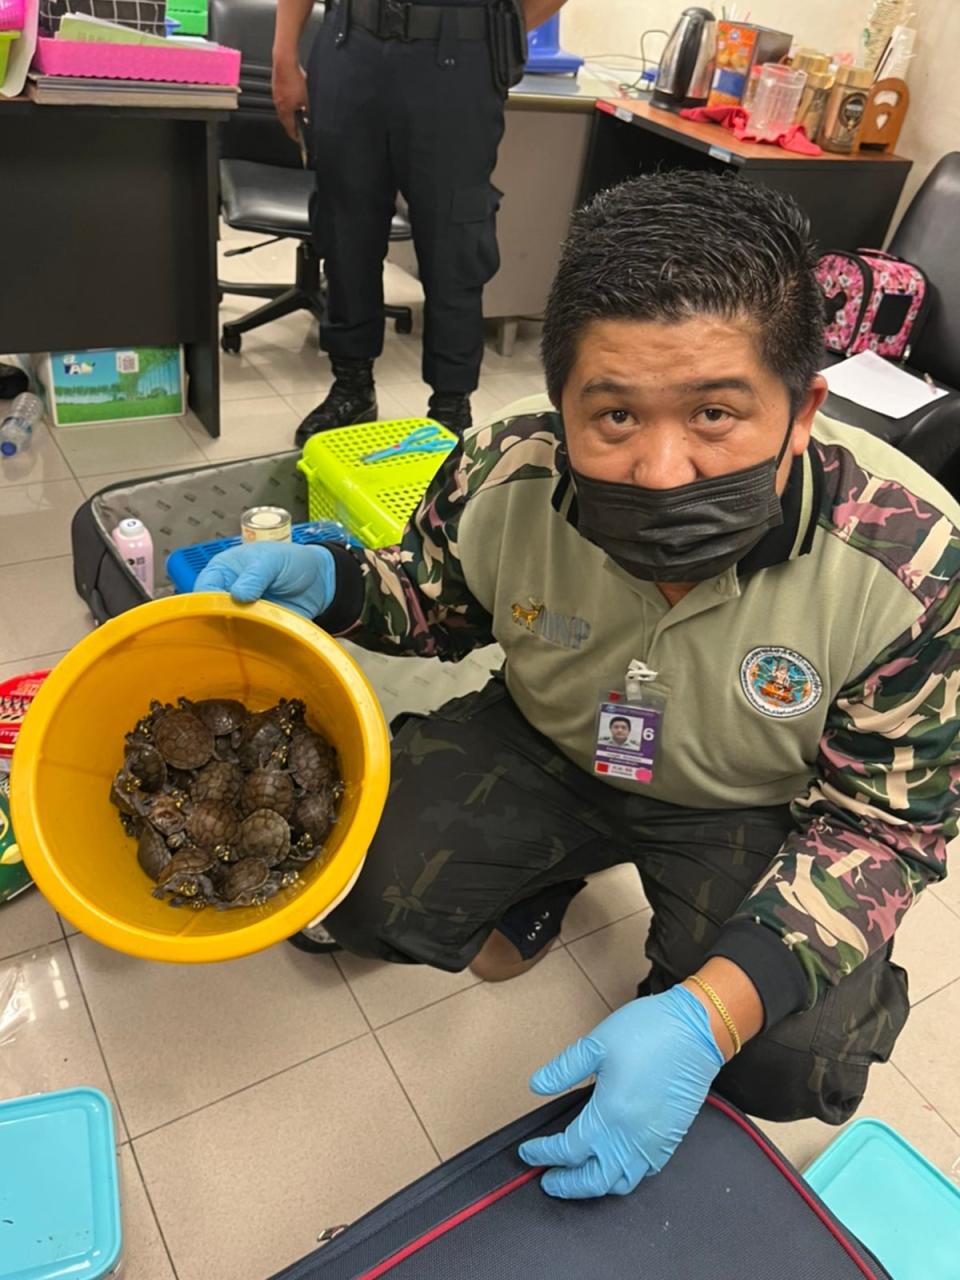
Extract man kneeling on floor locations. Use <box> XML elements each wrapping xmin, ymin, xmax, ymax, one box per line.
<box><xmin>196</xmin><ymin>172</ymin><xmax>959</xmax><ymax>1200</ymax></box>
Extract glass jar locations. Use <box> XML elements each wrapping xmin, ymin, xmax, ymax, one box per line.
<box><xmin>819</xmin><ymin>66</ymin><xmax>873</xmax><ymax>153</ymax></box>
<box><xmin>796</xmin><ymin>69</ymin><xmax>835</xmax><ymax>139</ymax></box>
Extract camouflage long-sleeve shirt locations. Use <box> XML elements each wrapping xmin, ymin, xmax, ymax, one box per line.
<box><xmin>323</xmin><ymin>402</ymin><xmax>960</xmax><ymax>1013</ymax></box>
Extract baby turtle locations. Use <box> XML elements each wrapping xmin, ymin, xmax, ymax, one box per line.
<box><xmin>239</xmin><ymin>808</ymin><xmax>291</xmax><ymax>866</ymax></box>
<box><xmin>213</xmin><ymin>735</ymin><xmax>241</xmax><ymax>764</ymax></box>
<box><xmin>240</xmin><ymin>767</ymin><xmax>295</xmax><ymax>819</ymax></box>
<box><xmin>145</xmin><ymin>792</ymin><xmax>188</xmax><ymax>838</ymax></box>
<box><xmin>288</xmin><ymin>731</ymin><xmax>337</xmax><ymax>794</ymax></box>
<box><xmin>123</xmin><ymin>739</ymin><xmax>167</xmax><ymax>793</ymax></box>
<box><xmin>237</xmin><ymin>712</ymin><xmax>288</xmax><ymax>771</ymax></box>
<box><xmin>186</xmin><ymin>800</ymin><xmax>241</xmax><ymax>853</ymax></box>
<box><xmin>182</xmin><ymin>697</ymin><xmax>247</xmax><ymax>737</ymax></box>
<box><xmin>153</xmin><ymin>708</ymin><xmax>215</xmax><ymax>771</ymax></box>
<box><xmin>137</xmin><ymin>825</ymin><xmax>172</xmax><ymax>883</ymax></box>
<box><xmin>155</xmin><ymin>848</ymin><xmax>216</xmax><ymax>902</ymax></box>
<box><xmin>110</xmin><ymin>770</ymin><xmax>150</xmax><ymax>818</ymax></box>
<box><xmin>191</xmin><ymin>760</ymin><xmax>244</xmax><ymax>806</ymax></box>
<box><xmin>218</xmin><ymin>857</ymin><xmax>277</xmax><ymax>906</ymax></box>
<box><xmin>293</xmin><ymin>790</ymin><xmax>338</xmax><ymax>848</ymax></box>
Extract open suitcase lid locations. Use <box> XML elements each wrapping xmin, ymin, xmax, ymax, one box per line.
<box><xmin>272</xmin><ymin>1089</ymin><xmax>891</xmax><ymax>1280</ymax></box>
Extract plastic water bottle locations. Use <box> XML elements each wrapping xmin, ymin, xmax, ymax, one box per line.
<box><xmin>112</xmin><ymin>518</ymin><xmax>155</xmax><ymax>597</ymax></box>
<box><xmin>0</xmin><ymin>393</ymin><xmax>43</xmax><ymax>457</ymax></box>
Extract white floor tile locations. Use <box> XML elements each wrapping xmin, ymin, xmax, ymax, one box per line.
<box><xmin>567</xmin><ymin>910</ymin><xmax>653</xmax><ymax>1010</ymax></box>
<box><xmin>0</xmin><ymin>420</ymin><xmax>72</xmax><ymax>490</ymax></box>
<box><xmin>76</xmin><ymin>466</ymin><xmax>181</xmax><ymax>501</ymax></box>
<box><xmin>758</xmin><ymin>1061</ymin><xmax>960</xmax><ymax>1177</ymax></box>
<box><xmin>893</xmin><ymin>975</ymin><xmax>960</xmax><ymax>1133</ymax></box>
<box><xmin>0</xmin><ymin>649</ymin><xmax>69</xmax><ymax>683</ymax></box>
<box><xmin>0</xmin><ymin>557</ymin><xmax>93</xmax><ymax>663</ymax></box>
<box><xmin>335</xmin><ymin>951</ymin><xmax>480</xmax><ymax>1029</ymax></box>
<box><xmin>245</xmin><ymin>345</ymin><xmax>332</xmax><ymax>396</ymax></box>
<box><xmin>0</xmin><ymin>941</ymin><xmax>123</xmax><ymax>1132</ymax></box>
<box><xmin>895</xmin><ymin>889</ymin><xmax>960</xmax><ymax>1003</ymax></box>
<box><xmin>377</xmin><ymin>948</ymin><xmax>609</xmax><ymax>1158</ymax></box>
<box><xmin>53</xmin><ymin>418</ymin><xmax>205</xmax><ymax>479</ymax></box>
<box><xmin>0</xmin><ymin>887</ymin><xmax>63</xmax><ymax>960</ymax></box>
<box><xmin>560</xmin><ymin>864</ymin><xmax>649</xmax><ymax>943</ymax></box>
<box><xmin>182</xmin><ymin>397</ymin><xmax>300</xmax><ymax>462</ymax></box>
<box><xmin>135</xmin><ymin>1036</ymin><xmax>437</xmax><ymax>1280</ymax></box>
<box><xmin>117</xmin><ymin>1145</ymin><xmax>177</xmax><ymax>1280</ymax></box>
<box><xmin>70</xmin><ymin>935</ymin><xmax>367</xmax><ymax>1137</ymax></box>
<box><xmin>219</xmin><ymin>354</ymin><xmax>277</xmax><ymax>402</ymax></box>
<box><xmin>0</xmin><ymin>477</ymin><xmax>85</xmax><ymax>567</ymax></box>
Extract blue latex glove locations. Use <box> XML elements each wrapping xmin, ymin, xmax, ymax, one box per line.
<box><xmin>517</xmin><ymin>985</ymin><xmax>725</xmax><ymax>1199</ymax></box>
<box><xmin>194</xmin><ymin>542</ymin><xmax>336</xmax><ymax>620</ymax></box>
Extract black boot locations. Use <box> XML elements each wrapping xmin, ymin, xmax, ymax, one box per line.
<box><xmin>294</xmin><ymin>358</ymin><xmax>378</xmax><ymax>448</ymax></box>
<box><xmin>427</xmin><ymin>391</ymin><xmax>473</xmax><ymax>438</ymax></box>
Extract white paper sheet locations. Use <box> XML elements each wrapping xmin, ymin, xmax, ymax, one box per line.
<box><xmin>824</xmin><ymin>350</ymin><xmax>947</xmax><ymax>420</ymax></box>
<box><xmin>1</xmin><ymin>0</ymin><xmax>38</xmax><ymax>98</ymax></box>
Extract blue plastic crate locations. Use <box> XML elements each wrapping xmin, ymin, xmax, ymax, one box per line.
<box><xmin>805</xmin><ymin>1117</ymin><xmax>960</xmax><ymax>1279</ymax></box>
<box><xmin>0</xmin><ymin>1087</ymin><xmax>121</xmax><ymax>1280</ymax></box>
<box><xmin>166</xmin><ymin>520</ymin><xmax>363</xmax><ymax>593</ymax></box>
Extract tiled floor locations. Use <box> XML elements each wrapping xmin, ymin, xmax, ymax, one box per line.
<box><xmin>2</xmin><ymin>229</ymin><xmax>960</xmax><ymax>1278</ymax></box>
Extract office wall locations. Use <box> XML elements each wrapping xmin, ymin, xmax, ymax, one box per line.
<box><xmin>560</xmin><ymin>0</ymin><xmax>956</xmax><ymax>221</ymax></box>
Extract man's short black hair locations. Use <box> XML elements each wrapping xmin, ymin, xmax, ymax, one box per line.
<box><xmin>609</xmin><ymin>716</ymin><xmax>631</xmax><ymax>731</ymax></box>
<box><xmin>542</xmin><ymin>171</ymin><xmax>824</xmax><ymax>415</ymax></box>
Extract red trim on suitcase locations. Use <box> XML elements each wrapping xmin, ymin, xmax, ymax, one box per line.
<box><xmin>356</xmin><ymin>1167</ymin><xmax>544</xmax><ymax>1279</ymax></box>
<box><xmin>705</xmin><ymin>1095</ymin><xmax>881</xmax><ymax>1280</ymax></box>
<box><xmin>357</xmin><ymin>1099</ymin><xmax>884</xmax><ymax>1280</ymax></box>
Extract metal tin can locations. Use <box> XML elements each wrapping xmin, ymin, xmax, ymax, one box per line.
<box><xmin>241</xmin><ymin>506</ymin><xmax>293</xmax><ymax>543</ymax></box>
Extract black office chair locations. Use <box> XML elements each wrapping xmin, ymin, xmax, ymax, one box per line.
<box><xmin>822</xmin><ymin>152</ymin><xmax>960</xmax><ymax>444</ymax></box>
<box><xmin>896</xmin><ymin>396</ymin><xmax>960</xmax><ymax>502</ymax></box>
<box><xmin>209</xmin><ymin>0</ymin><xmax>413</xmax><ymax>355</ymax></box>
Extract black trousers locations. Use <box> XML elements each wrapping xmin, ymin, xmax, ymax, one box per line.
<box><xmin>307</xmin><ymin>9</ymin><xmax>505</xmax><ymax>392</ymax></box>
<box><xmin>325</xmin><ymin>679</ymin><xmax>911</xmax><ymax>1127</ymax></box>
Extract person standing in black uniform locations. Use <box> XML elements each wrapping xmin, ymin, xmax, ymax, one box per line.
<box><xmin>273</xmin><ymin>0</ymin><xmax>567</xmax><ymax>444</ymax></box>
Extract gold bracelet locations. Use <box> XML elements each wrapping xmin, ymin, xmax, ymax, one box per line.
<box><xmin>687</xmin><ymin>974</ymin><xmax>742</xmax><ymax>1057</ymax></box>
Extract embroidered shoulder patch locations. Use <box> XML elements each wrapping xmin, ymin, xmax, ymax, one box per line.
<box><xmin>740</xmin><ymin>647</ymin><xmax>822</xmax><ymax>719</ymax></box>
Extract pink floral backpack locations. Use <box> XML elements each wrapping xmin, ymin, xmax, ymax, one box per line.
<box><xmin>815</xmin><ymin>249</ymin><xmax>930</xmax><ymax>361</ymax></box>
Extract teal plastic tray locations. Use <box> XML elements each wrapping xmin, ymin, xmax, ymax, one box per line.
<box><xmin>0</xmin><ymin>1087</ymin><xmax>121</xmax><ymax>1280</ymax></box>
<box><xmin>805</xmin><ymin>1117</ymin><xmax>960</xmax><ymax>1280</ymax></box>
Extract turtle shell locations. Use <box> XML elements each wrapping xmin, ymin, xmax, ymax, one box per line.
<box><xmin>288</xmin><ymin>731</ymin><xmax>338</xmax><ymax>794</ymax></box>
<box><xmin>158</xmin><ymin>848</ymin><xmax>216</xmax><ymax>898</ymax></box>
<box><xmin>137</xmin><ymin>826</ymin><xmax>172</xmax><ymax>882</ymax></box>
<box><xmin>184</xmin><ymin>697</ymin><xmax>248</xmax><ymax>736</ymax></box>
<box><xmin>146</xmin><ymin>792</ymin><xmax>187</xmax><ymax>837</ymax></box>
<box><xmin>153</xmin><ymin>709</ymin><xmax>214</xmax><ymax>770</ymax></box>
<box><xmin>237</xmin><ymin>713</ymin><xmax>287</xmax><ymax>771</ymax></box>
<box><xmin>110</xmin><ymin>770</ymin><xmax>149</xmax><ymax>818</ymax></box>
<box><xmin>219</xmin><ymin>856</ymin><xmax>271</xmax><ymax>903</ymax></box>
<box><xmin>187</xmin><ymin>800</ymin><xmax>241</xmax><ymax>850</ymax></box>
<box><xmin>191</xmin><ymin>761</ymin><xmax>244</xmax><ymax>806</ymax></box>
<box><xmin>238</xmin><ymin>809</ymin><xmax>291</xmax><ymax>866</ymax></box>
<box><xmin>293</xmin><ymin>790</ymin><xmax>337</xmax><ymax>847</ymax></box>
<box><xmin>123</xmin><ymin>741</ymin><xmax>167</xmax><ymax>793</ymax></box>
<box><xmin>240</xmin><ymin>768</ymin><xmax>295</xmax><ymax>819</ymax></box>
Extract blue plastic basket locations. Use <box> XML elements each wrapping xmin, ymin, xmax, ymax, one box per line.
<box><xmin>0</xmin><ymin>1087</ymin><xmax>121</xmax><ymax>1280</ymax></box>
<box><xmin>165</xmin><ymin>519</ymin><xmax>363</xmax><ymax>593</ymax></box>
<box><xmin>805</xmin><ymin>1117</ymin><xmax>960</xmax><ymax>1279</ymax></box>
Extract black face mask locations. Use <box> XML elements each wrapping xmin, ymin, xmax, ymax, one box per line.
<box><xmin>569</xmin><ymin>425</ymin><xmax>793</xmax><ymax>583</ymax></box>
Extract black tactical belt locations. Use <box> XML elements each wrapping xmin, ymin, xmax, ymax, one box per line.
<box><xmin>336</xmin><ymin>0</ymin><xmax>490</xmax><ymax>41</ymax></box>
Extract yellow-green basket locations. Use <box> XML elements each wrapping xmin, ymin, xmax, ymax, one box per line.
<box><xmin>297</xmin><ymin>418</ymin><xmax>458</xmax><ymax>548</ymax></box>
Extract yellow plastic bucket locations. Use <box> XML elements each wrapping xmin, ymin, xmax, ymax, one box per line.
<box><xmin>10</xmin><ymin>594</ymin><xmax>389</xmax><ymax>963</ymax></box>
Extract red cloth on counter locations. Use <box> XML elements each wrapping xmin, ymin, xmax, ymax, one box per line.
<box><xmin>679</xmin><ymin>105</ymin><xmax>822</xmax><ymax>155</ymax></box>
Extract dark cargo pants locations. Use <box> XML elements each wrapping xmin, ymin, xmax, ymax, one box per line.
<box><xmin>307</xmin><ymin>9</ymin><xmax>505</xmax><ymax>393</ymax></box>
<box><xmin>325</xmin><ymin>679</ymin><xmax>910</xmax><ymax>1126</ymax></box>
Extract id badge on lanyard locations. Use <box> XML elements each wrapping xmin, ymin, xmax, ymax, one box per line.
<box><xmin>594</xmin><ymin>659</ymin><xmax>667</xmax><ymax>785</ymax></box>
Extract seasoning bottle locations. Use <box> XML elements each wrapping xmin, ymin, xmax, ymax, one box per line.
<box><xmin>796</xmin><ymin>69</ymin><xmax>835</xmax><ymax>140</ymax></box>
<box><xmin>819</xmin><ymin>66</ymin><xmax>873</xmax><ymax>153</ymax></box>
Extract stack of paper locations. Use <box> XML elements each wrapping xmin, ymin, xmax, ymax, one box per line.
<box><xmin>823</xmin><ymin>350</ymin><xmax>946</xmax><ymax>419</ymax></box>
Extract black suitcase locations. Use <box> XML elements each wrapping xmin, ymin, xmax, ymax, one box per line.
<box><xmin>271</xmin><ymin>1089</ymin><xmax>889</xmax><ymax>1280</ymax></box>
<box><xmin>70</xmin><ymin>452</ymin><xmax>309</xmax><ymax>623</ymax></box>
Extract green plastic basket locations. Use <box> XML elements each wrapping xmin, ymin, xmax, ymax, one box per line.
<box><xmin>297</xmin><ymin>418</ymin><xmax>458</xmax><ymax>548</ymax></box>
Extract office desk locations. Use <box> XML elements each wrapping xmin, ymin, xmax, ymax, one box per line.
<box><xmin>584</xmin><ymin>99</ymin><xmax>912</xmax><ymax>251</ymax></box>
<box><xmin>0</xmin><ymin>100</ymin><xmax>226</xmax><ymax>437</ymax></box>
